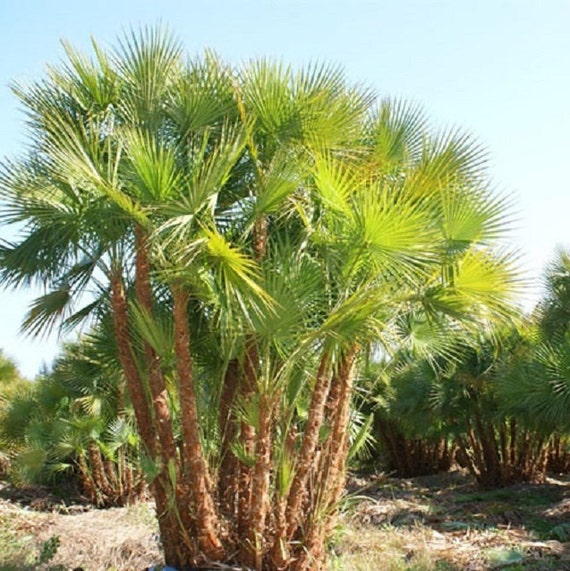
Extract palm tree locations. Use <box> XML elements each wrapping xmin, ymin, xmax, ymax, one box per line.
<box><xmin>490</xmin><ymin>251</ymin><xmax>570</xmax><ymax>475</ymax></box>
<box><xmin>377</xmin><ymin>322</ymin><xmax>559</xmax><ymax>488</ymax></box>
<box><xmin>0</xmin><ymin>332</ymin><xmax>145</xmax><ymax>506</ymax></box>
<box><xmin>446</xmin><ymin>328</ymin><xmax>552</xmax><ymax>487</ymax></box>
<box><xmin>0</xmin><ymin>27</ymin><xmax>522</xmax><ymax>570</ymax></box>
<box><xmin>0</xmin><ymin>350</ymin><xmax>29</xmax><ymax>476</ymax></box>
<box><xmin>370</xmin><ymin>357</ymin><xmax>455</xmax><ymax>478</ymax></box>
<box><xmin>538</xmin><ymin>249</ymin><xmax>570</xmax><ymax>337</ymax></box>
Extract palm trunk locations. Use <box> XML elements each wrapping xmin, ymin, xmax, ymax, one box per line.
<box><xmin>250</xmin><ymin>392</ymin><xmax>275</xmax><ymax>570</ymax></box>
<box><xmin>172</xmin><ymin>284</ymin><xmax>225</xmax><ymax>561</ymax></box>
<box><xmin>109</xmin><ymin>267</ymin><xmax>188</xmax><ymax>567</ymax></box>
<box><xmin>237</xmin><ymin>338</ymin><xmax>259</xmax><ymax>566</ymax></box>
<box><xmin>270</xmin><ymin>424</ymin><xmax>297</xmax><ymax>570</ymax></box>
<box><xmin>134</xmin><ymin>227</ymin><xmax>178</xmax><ymax>468</ymax></box>
<box><xmin>284</xmin><ymin>351</ymin><xmax>330</xmax><ymax>536</ymax></box>
<box><xmin>320</xmin><ymin>347</ymin><xmax>357</xmax><ymax>508</ymax></box>
<box><xmin>509</xmin><ymin>418</ymin><xmax>518</xmax><ymax>466</ymax></box>
<box><xmin>109</xmin><ymin>269</ymin><xmax>156</xmax><ymax>458</ymax></box>
<box><xmin>267</xmin><ymin>352</ymin><xmax>330</xmax><ymax>569</ymax></box>
<box><xmin>218</xmin><ymin>359</ymin><xmax>240</xmax><ymax>520</ymax></box>
<box><xmin>473</xmin><ymin>411</ymin><xmax>500</xmax><ymax>487</ymax></box>
<box><xmin>377</xmin><ymin>418</ymin><xmax>410</xmax><ymax>476</ymax></box>
<box><xmin>88</xmin><ymin>443</ymin><xmax>114</xmax><ymax>505</ymax></box>
<box><xmin>253</xmin><ymin>216</ymin><xmax>268</xmax><ymax>260</ymax></box>
<box><xmin>236</xmin><ymin>213</ymin><xmax>268</xmax><ymax>566</ymax></box>
<box><xmin>134</xmin><ymin>230</ymin><xmax>202</xmax><ymax>564</ymax></box>
<box><xmin>291</xmin><ymin>348</ymin><xmax>357</xmax><ymax>571</ymax></box>
<box><xmin>77</xmin><ymin>454</ymin><xmax>98</xmax><ymax>505</ymax></box>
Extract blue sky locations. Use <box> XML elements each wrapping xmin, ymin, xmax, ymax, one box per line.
<box><xmin>1</xmin><ymin>0</ymin><xmax>569</xmax><ymax>377</ymax></box>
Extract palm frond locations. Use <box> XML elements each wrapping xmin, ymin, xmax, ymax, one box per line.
<box><xmin>312</xmin><ymin>153</ymin><xmax>361</xmax><ymax>216</ymax></box>
<box><xmin>129</xmin><ymin>301</ymin><xmax>174</xmax><ymax>361</ymax></box>
<box><xmin>343</xmin><ymin>181</ymin><xmax>440</xmax><ymax>281</ymax></box>
<box><xmin>252</xmin><ymin>148</ymin><xmax>306</xmax><ymax>217</ymax></box>
<box><xmin>168</xmin><ymin>50</ymin><xmax>236</xmax><ymax>137</ymax></box>
<box><xmin>438</xmin><ymin>184</ymin><xmax>516</xmax><ymax>248</ymax></box>
<box><xmin>445</xmin><ymin>247</ymin><xmax>524</xmax><ymax>319</ymax></box>
<box><xmin>415</xmin><ymin>128</ymin><xmax>490</xmax><ymax>189</ymax></box>
<box><xmin>114</xmin><ymin>24</ymin><xmax>183</xmax><ymax>126</ymax></box>
<box><xmin>20</xmin><ymin>289</ymin><xmax>72</xmax><ymax>338</ymax></box>
<box><xmin>367</xmin><ymin>98</ymin><xmax>428</xmax><ymax>169</ymax></box>
<box><xmin>204</xmin><ymin>229</ymin><xmax>268</xmax><ymax>302</ymax></box>
<box><xmin>123</xmin><ymin>128</ymin><xmax>181</xmax><ymax>203</ymax></box>
<box><xmin>240</xmin><ymin>59</ymin><xmax>297</xmax><ymax>144</ymax></box>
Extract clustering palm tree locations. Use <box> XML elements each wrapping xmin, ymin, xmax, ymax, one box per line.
<box><xmin>0</xmin><ymin>27</ymin><xmax>521</xmax><ymax>570</ymax></box>
<box><xmin>447</xmin><ymin>328</ymin><xmax>553</xmax><ymax>487</ymax></box>
<box><xmin>0</xmin><ymin>350</ymin><xmax>29</xmax><ymax>476</ymax></box>
<box><xmin>1</xmin><ymin>331</ymin><xmax>145</xmax><ymax>506</ymax></box>
<box><xmin>371</xmin><ymin>358</ymin><xmax>456</xmax><ymax>478</ymax></box>
<box><xmin>494</xmin><ymin>251</ymin><xmax>570</xmax><ymax>473</ymax></box>
<box><xmin>537</xmin><ymin>249</ymin><xmax>570</xmax><ymax>338</ymax></box>
<box><xmin>371</xmin><ymin>310</ymin><xmax>570</xmax><ymax>488</ymax></box>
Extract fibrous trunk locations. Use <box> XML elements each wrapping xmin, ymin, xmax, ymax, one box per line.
<box><xmin>376</xmin><ymin>419</ymin><xmax>454</xmax><ymax>477</ymax></box>
<box><xmin>112</xmin><ymin>243</ymin><xmax>361</xmax><ymax>569</ymax></box>
<box><xmin>268</xmin><ymin>347</ymin><xmax>358</xmax><ymax>571</ymax></box>
<box><xmin>455</xmin><ymin>416</ymin><xmax>549</xmax><ymax>488</ymax></box>
<box><xmin>109</xmin><ymin>268</ymin><xmax>188</xmax><ymax>567</ymax></box>
<box><xmin>172</xmin><ymin>283</ymin><xmax>225</xmax><ymax>560</ymax></box>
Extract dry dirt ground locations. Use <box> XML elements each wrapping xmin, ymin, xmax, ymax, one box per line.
<box><xmin>0</xmin><ymin>470</ymin><xmax>569</xmax><ymax>570</ymax></box>
<box><xmin>335</xmin><ymin>471</ymin><xmax>570</xmax><ymax>570</ymax></box>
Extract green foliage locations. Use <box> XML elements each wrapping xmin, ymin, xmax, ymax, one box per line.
<box><xmin>0</xmin><ymin>26</ymin><xmax>526</xmax><ymax>569</ymax></box>
<box><xmin>548</xmin><ymin>523</ymin><xmax>570</xmax><ymax>542</ymax></box>
<box><xmin>500</xmin><ymin>249</ymin><xmax>570</xmax><ymax>435</ymax></box>
<box><xmin>485</xmin><ymin>547</ymin><xmax>524</xmax><ymax>568</ymax></box>
<box><xmin>538</xmin><ymin>249</ymin><xmax>570</xmax><ymax>337</ymax></box>
<box><xmin>36</xmin><ymin>535</ymin><xmax>60</xmax><ymax>566</ymax></box>
<box><xmin>0</xmin><ymin>334</ymin><xmax>145</xmax><ymax>506</ymax></box>
<box><xmin>0</xmin><ymin>351</ymin><xmax>30</xmax><ymax>476</ymax></box>
<box><xmin>0</xmin><ymin>526</ymin><xmax>63</xmax><ymax>571</ymax></box>
<box><xmin>368</xmin><ymin>320</ymin><xmax>568</xmax><ymax>485</ymax></box>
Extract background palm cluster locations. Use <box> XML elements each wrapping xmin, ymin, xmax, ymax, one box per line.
<box><xmin>370</xmin><ymin>269</ymin><xmax>570</xmax><ymax>489</ymax></box>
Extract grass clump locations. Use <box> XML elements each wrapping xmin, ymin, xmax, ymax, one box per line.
<box><xmin>328</xmin><ymin>521</ymin><xmax>448</xmax><ymax>571</ymax></box>
<box><xmin>0</xmin><ymin>530</ymin><xmax>62</xmax><ymax>571</ymax></box>
<box><xmin>0</xmin><ymin>526</ymin><xmax>36</xmax><ymax>569</ymax></box>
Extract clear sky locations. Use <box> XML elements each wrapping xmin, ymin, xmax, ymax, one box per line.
<box><xmin>1</xmin><ymin>0</ymin><xmax>569</xmax><ymax>378</ymax></box>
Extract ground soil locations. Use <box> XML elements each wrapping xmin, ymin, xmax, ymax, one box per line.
<box><xmin>338</xmin><ymin>470</ymin><xmax>570</xmax><ymax>570</ymax></box>
<box><xmin>0</xmin><ymin>470</ymin><xmax>569</xmax><ymax>570</ymax></box>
